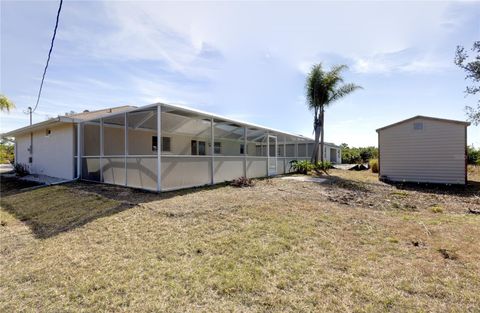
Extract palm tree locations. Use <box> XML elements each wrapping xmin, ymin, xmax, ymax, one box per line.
<box><xmin>306</xmin><ymin>64</ymin><xmax>361</xmax><ymax>164</ymax></box>
<box><xmin>0</xmin><ymin>94</ymin><xmax>16</xmax><ymax>112</ymax></box>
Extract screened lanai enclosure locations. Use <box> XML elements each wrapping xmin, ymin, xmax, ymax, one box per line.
<box><xmin>76</xmin><ymin>104</ymin><xmax>336</xmax><ymax>192</ymax></box>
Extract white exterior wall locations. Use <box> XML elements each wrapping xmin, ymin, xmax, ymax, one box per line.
<box><xmin>15</xmin><ymin>123</ymin><xmax>75</xmax><ymax>180</ymax></box>
<box><xmin>317</xmin><ymin>145</ymin><xmax>341</xmax><ymax>164</ymax></box>
<box><xmin>378</xmin><ymin>118</ymin><xmax>466</xmax><ymax>184</ymax></box>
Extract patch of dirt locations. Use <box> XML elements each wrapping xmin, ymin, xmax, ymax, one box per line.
<box><xmin>315</xmin><ymin>170</ymin><xmax>480</xmax><ymax>214</ymax></box>
<box><xmin>438</xmin><ymin>248</ymin><xmax>458</xmax><ymax>260</ymax></box>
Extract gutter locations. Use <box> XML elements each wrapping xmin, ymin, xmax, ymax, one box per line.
<box><xmin>2</xmin><ymin>116</ymin><xmax>76</xmax><ymax>138</ymax></box>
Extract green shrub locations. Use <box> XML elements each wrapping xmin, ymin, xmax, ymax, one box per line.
<box><xmin>14</xmin><ymin>163</ymin><xmax>29</xmax><ymax>177</ymax></box>
<box><xmin>467</xmin><ymin>145</ymin><xmax>480</xmax><ymax>165</ymax></box>
<box><xmin>315</xmin><ymin>161</ymin><xmax>332</xmax><ymax>171</ymax></box>
<box><xmin>292</xmin><ymin>160</ymin><xmax>314</xmax><ymax>174</ymax></box>
<box><xmin>369</xmin><ymin>159</ymin><xmax>379</xmax><ymax>173</ymax></box>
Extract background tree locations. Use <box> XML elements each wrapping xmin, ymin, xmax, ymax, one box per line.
<box><xmin>454</xmin><ymin>41</ymin><xmax>480</xmax><ymax>125</ymax></box>
<box><xmin>340</xmin><ymin>144</ymin><xmax>379</xmax><ymax>164</ymax></box>
<box><xmin>0</xmin><ymin>94</ymin><xmax>16</xmax><ymax>113</ymax></box>
<box><xmin>306</xmin><ymin>64</ymin><xmax>361</xmax><ymax>164</ymax></box>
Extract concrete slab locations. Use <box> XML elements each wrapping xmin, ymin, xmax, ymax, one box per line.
<box><xmin>281</xmin><ymin>176</ymin><xmax>327</xmax><ymax>183</ymax></box>
<box><xmin>19</xmin><ymin>174</ymin><xmax>69</xmax><ymax>185</ymax></box>
<box><xmin>0</xmin><ymin>164</ymin><xmax>14</xmax><ymax>174</ymax></box>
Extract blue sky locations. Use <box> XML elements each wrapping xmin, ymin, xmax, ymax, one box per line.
<box><xmin>1</xmin><ymin>0</ymin><xmax>479</xmax><ymax>147</ymax></box>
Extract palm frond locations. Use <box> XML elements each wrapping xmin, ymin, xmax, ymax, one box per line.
<box><xmin>0</xmin><ymin>95</ymin><xmax>15</xmax><ymax>113</ymax></box>
<box><xmin>306</xmin><ymin>64</ymin><xmax>327</xmax><ymax>110</ymax></box>
<box><xmin>305</xmin><ymin>63</ymin><xmax>361</xmax><ymax>110</ymax></box>
<box><xmin>328</xmin><ymin>83</ymin><xmax>363</xmax><ymax>103</ymax></box>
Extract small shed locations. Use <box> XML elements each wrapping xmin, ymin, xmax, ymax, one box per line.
<box><xmin>376</xmin><ymin>116</ymin><xmax>470</xmax><ymax>185</ymax></box>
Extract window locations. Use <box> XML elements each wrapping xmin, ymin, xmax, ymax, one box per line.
<box><xmin>152</xmin><ymin>136</ymin><xmax>171</xmax><ymax>152</ymax></box>
<box><xmin>152</xmin><ymin>136</ymin><xmax>158</xmax><ymax>152</ymax></box>
<box><xmin>191</xmin><ymin>140</ymin><xmax>197</xmax><ymax>155</ymax></box>
<box><xmin>45</xmin><ymin>129</ymin><xmax>51</xmax><ymax>137</ymax></box>
<box><xmin>162</xmin><ymin>137</ymin><xmax>171</xmax><ymax>152</ymax></box>
<box><xmin>198</xmin><ymin>141</ymin><xmax>206</xmax><ymax>155</ymax></box>
<box><xmin>240</xmin><ymin>143</ymin><xmax>245</xmax><ymax>154</ymax></box>
<box><xmin>214</xmin><ymin>142</ymin><xmax>221</xmax><ymax>154</ymax></box>
<box><xmin>413</xmin><ymin>122</ymin><xmax>423</xmax><ymax>130</ymax></box>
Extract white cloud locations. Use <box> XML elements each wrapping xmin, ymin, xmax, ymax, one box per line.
<box><xmin>352</xmin><ymin>51</ymin><xmax>453</xmax><ymax>74</ymax></box>
<box><xmin>60</xmin><ymin>1</ymin><xmax>458</xmax><ymax>77</ymax></box>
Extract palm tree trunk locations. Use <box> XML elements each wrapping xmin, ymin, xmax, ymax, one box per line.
<box><xmin>312</xmin><ymin>123</ymin><xmax>321</xmax><ymax>164</ymax></box>
<box><xmin>320</xmin><ymin>108</ymin><xmax>325</xmax><ymax>163</ymax></box>
<box><xmin>311</xmin><ymin>112</ymin><xmax>320</xmax><ymax>164</ymax></box>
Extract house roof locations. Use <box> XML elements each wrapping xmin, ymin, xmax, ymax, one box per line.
<box><xmin>2</xmin><ymin>102</ymin><xmax>342</xmax><ymax>148</ymax></box>
<box><xmin>2</xmin><ymin>105</ymin><xmax>136</xmax><ymax>137</ymax></box>
<box><xmin>66</xmin><ymin>105</ymin><xmax>136</xmax><ymax>121</ymax></box>
<box><xmin>376</xmin><ymin>115</ymin><xmax>471</xmax><ymax>132</ymax></box>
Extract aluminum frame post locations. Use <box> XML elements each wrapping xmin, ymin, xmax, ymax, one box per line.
<box><xmin>210</xmin><ymin>117</ymin><xmax>214</xmax><ymax>185</ymax></box>
<box><xmin>157</xmin><ymin>105</ymin><xmax>162</xmax><ymax>192</ymax></box>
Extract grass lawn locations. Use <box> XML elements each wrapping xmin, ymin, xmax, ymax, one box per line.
<box><xmin>1</xmin><ymin>169</ymin><xmax>479</xmax><ymax>312</ymax></box>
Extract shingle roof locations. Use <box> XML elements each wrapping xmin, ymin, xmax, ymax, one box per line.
<box><xmin>2</xmin><ymin>105</ymin><xmax>137</xmax><ymax>137</ymax></box>
<box><xmin>65</xmin><ymin>105</ymin><xmax>136</xmax><ymax>121</ymax></box>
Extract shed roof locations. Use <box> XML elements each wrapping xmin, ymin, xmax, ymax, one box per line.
<box><xmin>376</xmin><ymin>115</ymin><xmax>470</xmax><ymax>132</ymax></box>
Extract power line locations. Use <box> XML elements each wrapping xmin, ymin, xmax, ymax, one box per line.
<box><xmin>31</xmin><ymin>0</ymin><xmax>63</xmax><ymax>115</ymax></box>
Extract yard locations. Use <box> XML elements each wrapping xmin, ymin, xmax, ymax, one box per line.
<box><xmin>1</xmin><ymin>168</ymin><xmax>479</xmax><ymax>312</ymax></box>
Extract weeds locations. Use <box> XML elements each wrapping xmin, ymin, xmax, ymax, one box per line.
<box><xmin>430</xmin><ymin>205</ymin><xmax>444</xmax><ymax>214</ymax></box>
<box><xmin>230</xmin><ymin>177</ymin><xmax>255</xmax><ymax>188</ymax></box>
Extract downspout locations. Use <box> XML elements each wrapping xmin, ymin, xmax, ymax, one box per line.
<box><xmin>76</xmin><ymin>122</ymin><xmax>81</xmax><ymax>180</ymax></box>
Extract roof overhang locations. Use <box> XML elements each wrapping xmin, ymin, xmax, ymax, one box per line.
<box><xmin>1</xmin><ymin>116</ymin><xmax>75</xmax><ymax>138</ymax></box>
<box><xmin>2</xmin><ymin>102</ymin><xmax>341</xmax><ymax>146</ymax></box>
<box><xmin>78</xmin><ymin>102</ymin><xmax>316</xmax><ymax>141</ymax></box>
<box><xmin>376</xmin><ymin>115</ymin><xmax>471</xmax><ymax>132</ymax></box>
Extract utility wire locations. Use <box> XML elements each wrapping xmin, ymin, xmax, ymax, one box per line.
<box><xmin>32</xmin><ymin>0</ymin><xmax>63</xmax><ymax>113</ymax></box>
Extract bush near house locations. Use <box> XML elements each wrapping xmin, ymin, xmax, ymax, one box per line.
<box><xmin>315</xmin><ymin>161</ymin><xmax>333</xmax><ymax>171</ymax></box>
<box><xmin>369</xmin><ymin>159</ymin><xmax>379</xmax><ymax>173</ymax></box>
<box><xmin>292</xmin><ymin>160</ymin><xmax>315</xmax><ymax>174</ymax></box>
<box><xmin>291</xmin><ymin>160</ymin><xmax>332</xmax><ymax>174</ymax></box>
<box><xmin>14</xmin><ymin>163</ymin><xmax>29</xmax><ymax>177</ymax></box>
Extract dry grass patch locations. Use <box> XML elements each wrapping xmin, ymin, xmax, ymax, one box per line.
<box><xmin>1</xmin><ymin>185</ymin><xmax>123</xmax><ymax>238</ymax></box>
<box><xmin>1</xmin><ymin>172</ymin><xmax>479</xmax><ymax>312</ymax></box>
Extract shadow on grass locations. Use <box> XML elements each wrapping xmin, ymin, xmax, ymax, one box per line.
<box><xmin>0</xmin><ymin>177</ymin><xmax>230</xmax><ymax>239</ymax></box>
<box><xmin>322</xmin><ymin>175</ymin><xmax>373</xmax><ymax>193</ymax></box>
<box><xmin>382</xmin><ymin>179</ymin><xmax>480</xmax><ymax>197</ymax></box>
<box><xmin>0</xmin><ymin>175</ymin><xmax>43</xmax><ymax>197</ymax></box>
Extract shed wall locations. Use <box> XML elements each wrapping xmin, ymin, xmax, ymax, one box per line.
<box><xmin>378</xmin><ymin>118</ymin><xmax>466</xmax><ymax>184</ymax></box>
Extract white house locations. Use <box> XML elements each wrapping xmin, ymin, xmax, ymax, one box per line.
<box><xmin>4</xmin><ymin>103</ymin><xmax>342</xmax><ymax>191</ymax></box>
<box><xmin>376</xmin><ymin>115</ymin><xmax>470</xmax><ymax>185</ymax></box>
